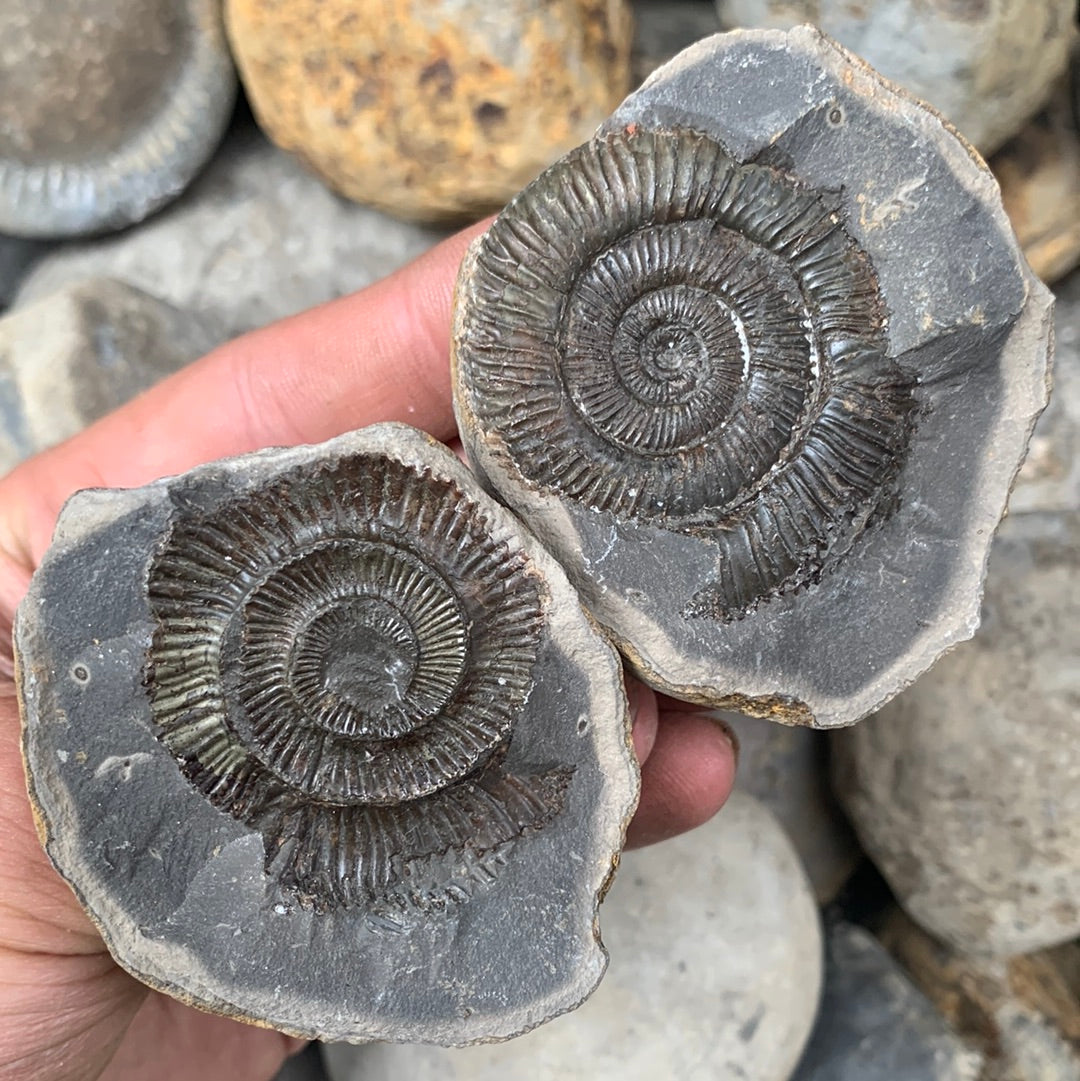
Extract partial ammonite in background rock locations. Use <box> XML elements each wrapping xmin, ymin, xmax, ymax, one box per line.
<box><xmin>714</xmin><ymin>0</ymin><xmax>1075</xmax><ymax>156</ymax></box>
<box><xmin>0</xmin><ymin>278</ymin><xmax>221</xmax><ymax>474</ymax></box>
<box><xmin>323</xmin><ymin>792</ymin><xmax>823</xmax><ymax>1081</ymax></box>
<box><xmin>834</xmin><ymin>510</ymin><xmax>1080</xmax><ymax>957</ymax></box>
<box><xmin>224</xmin><ymin>0</ymin><xmax>634</xmax><ymax>223</ymax></box>
<box><xmin>452</xmin><ymin>28</ymin><xmax>1052</xmax><ymax>728</ymax></box>
<box><xmin>0</xmin><ymin>0</ymin><xmax>236</xmax><ymax>237</ymax></box>
<box><xmin>14</xmin><ymin>122</ymin><xmax>444</xmax><ymax>340</ymax></box>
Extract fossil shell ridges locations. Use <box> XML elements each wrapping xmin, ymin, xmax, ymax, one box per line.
<box><xmin>462</xmin><ymin>126</ymin><xmax>916</xmax><ymax>621</ymax></box>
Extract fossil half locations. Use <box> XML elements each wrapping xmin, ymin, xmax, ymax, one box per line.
<box><xmin>16</xmin><ymin>425</ymin><xmax>637</xmax><ymax>1044</ymax></box>
<box><xmin>0</xmin><ymin>0</ymin><xmax>236</xmax><ymax>237</ymax></box>
<box><xmin>452</xmin><ymin>27</ymin><xmax>1054</xmax><ymax>728</ymax></box>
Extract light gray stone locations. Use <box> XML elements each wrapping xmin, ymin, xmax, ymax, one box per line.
<box><xmin>0</xmin><ymin>0</ymin><xmax>237</xmax><ymax>237</ymax></box>
<box><xmin>1012</xmin><ymin>269</ymin><xmax>1080</xmax><ymax>513</ymax></box>
<box><xmin>714</xmin><ymin>0</ymin><xmax>1074</xmax><ymax>155</ymax></box>
<box><xmin>834</xmin><ymin>510</ymin><xmax>1080</xmax><ymax>957</ymax></box>
<box><xmin>16</xmin><ymin>123</ymin><xmax>445</xmax><ymax>339</ymax></box>
<box><xmin>722</xmin><ymin>711</ymin><xmax>859</xmax><ymax>903</ymax></box>
<box><xmin>0</xmin><ymin>278</ymin><xmax>220</xmax><ymax>474</ymax></box>
<box><xmin>323</xmin><ymin>792</ymin><xmax>823</xmax><ymax>1081</ymax></box>
<box><xmin>792</xmin><ymin>922</ymin><xmax>983</xmax><ymax>1081</ymax></box>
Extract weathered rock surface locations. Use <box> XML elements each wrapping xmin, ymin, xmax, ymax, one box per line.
<box><xmin>225</xmin><ymin>0</ymin><xmax>633</xmax><ymax>223</ymax></box>
<box><xmin>994</xmin><ymin>84</ymin><xmax>1080</xmax><ymax>286</ymax></box>
<box><xmin>834</xmin><ymin>510</ymin><xmax>1080</xmax><ymax>957</ymax></box>
<box><xmin>715</xmin><ymin>0</ymin><xmax>1075</xmax><ymax>155</ymax></box>
<box><xmin>0</xmin><ymin>278</ymin><xmax>220</xmax><ymax>474</ymax></box>
<box><xmin>792</xmin><ymin>921</ymin><xmax>983</xmax><ymax>1081</ymax></box>
<box><xmin>722</xmin><ymin>711</ymin><xmax>858</xmax><ymax>902</ymax></box>
<box><xmin>16</xmin><ymin>425</ymin><xmax>638</xmax><ymax>1044</ymax></box>
<box><xmin>452</xmin><ymin>28</ymin><xmax>1053</xmax><ymax>728</ymax></box>
<box><xmin>630</xmin><ymin>1</ymin><xmax>722</xmax><ymax>84</ymax></box>
<box><xmin>15</xmin><ymin>122</ymin><xmax>444</xmax><ymax>340</ymax></box>
<box><xmin>882</xmin><ymin>911</ymin><xmax>1080</xmax><ymax>1081</ymax></box>
<box><xmin>0</xmin><ymin>0</ymin><xmax>236</xmax><ymax>237</ymax></box>
<box><xmin>323</xmin><ymin>791</ymin><xmax>822</xmax><ymax>1080</ymax></box>
<box><xmin>1011</xmin><ymin>268</ymin><xmax>1080</xmax><ymax>513</ymax></box>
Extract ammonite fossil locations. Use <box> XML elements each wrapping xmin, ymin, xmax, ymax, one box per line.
<box><xmin>453</xmin><ymin>27</ymin><xmax>1053</xmax><ymax>728</ymax></box>
<box><xmin>0</xmin><ymin>0</ymin><xmax>236</xmax><ymax>237</ymax></box>
<box><xmin>16</xmin><ymin>425</ymin><xmax>636</xmax><ymax>1043</ymax></box>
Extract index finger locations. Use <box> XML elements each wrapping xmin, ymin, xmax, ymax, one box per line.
<box><xmin>0</xmin><ymin>220</ymin><xmax>487</xmax><ymax>576</ymax></box>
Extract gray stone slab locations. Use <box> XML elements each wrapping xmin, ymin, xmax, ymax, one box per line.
<box><xmin>16</xmin><ymin>425</ymin><xmax>637</xmax><ymax>1044</ymax></box>
<box><xmin>0</xmin><ymin>0</ymin><xmax>237</xmax><ymax>237</ymax></box>
<box><xmin>0</xmin><ymin>278</ymin><xmax>221</xmax><ymax>474</ymax></box>
<box><xmin>323</xmin><ymin>792</ymin><xmax>823</xmax><ymax>1081</ymax></box>
<box><xmin>16</xmin><ymin>123</ymin><xmax>445</xmax><ymax>339</ymax></box>
<box><xmin>452</xmin><ymin>27</ymin><xmax>1052</xmax><ymax>728</ymax></box>
<box><xmin>792</xmin><ymin>922</ymin><xmax>983</xmax><ymax>1081</ymax></box>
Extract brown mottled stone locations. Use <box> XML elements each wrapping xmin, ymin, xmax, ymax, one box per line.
<box><xmin>224</xmin><ymin>0</ymin><xmax>633</xmax><ymax>223</ymax></box>
<box><xmin>994</xmin><ymin>80</ymin><xmax>1080</xmax><ymax>286</ymax></box>
<box><xmin>881</xmin><ymin>910</ymin><xmax>1080</xmax><ymax>1081</ymax></box>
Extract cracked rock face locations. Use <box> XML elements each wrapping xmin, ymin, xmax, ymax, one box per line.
<box><xmin>0</xmin><ymin>0</ymin><xmax>236</xmax><ymax>237</ymax></box>
<box><xmin>16</xmin><ymin>425</ymin><xmax>637</xmax><ymax>1045</ymax></box>
<box><xmin>452</xmin><ymin>28</ymin><xmax>1052</xmax><ymax>729</ymax></box>
<box><xmin>323</xmin><ymin>792</ymin><xmax>823</xmax><ymax>1081</ymax></box>
<box><xmin>834</xmin><ymin>510</ymin><xmax>1080</xmax><ymax>957</ymax></box>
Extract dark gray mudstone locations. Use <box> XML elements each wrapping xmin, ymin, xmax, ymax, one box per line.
<box><xmin>16</xmin><ymin>424</ymin><xmax>637</xmax><ymax>1044</ymax></box>
<box><xmin>452</xmin><ymin>28</ymin><xmax>1052</xmax><ymax>728</ymax></box>
<box><xmin>631</xmin><ymin>1</ymin><xmax>722</xmax><ymax>85</ymax></box>
<box><xmin>0</xmin><ymin>278</ymin><xmax>221</xmax><ymax>474</ymax></box>
<box><xmin>0</xmin><ymin>0</ymin><xmax>237</xmax><ymax>237</ymax></box>
<box><xmin>792</xmin><ymin>922</ymin><xmax>983</xmax><ymax>1081</ymax></box>
<box><xmin>16</xmin><ymin>123</ymin><xmax>444</xmax><ymax>339</ymax></box>
<box><xmin>0</xmin><ymin>234</ymin><xmax>48</xmax><ymax>311</ymax></box>
<box><xmin>833</xmin><ymin>510</ymin><xmax>1080</xmax><ymax>957</ymax></box>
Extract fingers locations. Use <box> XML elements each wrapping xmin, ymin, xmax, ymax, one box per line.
<box><xmin>626</xmin><ymin>710</ymin><xmax>737</xmax><ymax>849</ymax></box>
<box><xmin>0</xmin><ymin>219</ymin><xmax>489</xmax><ymax>572</ymax></box>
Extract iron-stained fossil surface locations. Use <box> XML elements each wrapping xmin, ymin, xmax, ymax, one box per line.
<box><xmin>452</xmin><ymin>27</ymin><xmax>1053</xmax><ymax>729</ymax></box>
<box><xmin>0</xmin><ymin>0</ymin><xmax>236</xmax><ymax>237</ymax></box>
<box><xmin>16</xmin><ymin>425</ymin><xmax>637</xmax><ymax>1044</ymax></box>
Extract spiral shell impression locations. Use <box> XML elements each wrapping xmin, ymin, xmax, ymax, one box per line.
<box><xmin>453</xmin><ymin>28</ymin><xmax>1053</xmax><ymax>728</ymax></box>
<box><xmin>16</xmin><ymin>426</ymin><xmax>636</xmax><ymax>1043</ymax></box>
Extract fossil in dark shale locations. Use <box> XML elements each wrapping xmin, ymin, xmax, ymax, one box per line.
<box><xmin>17</xmin><ymin>425</ymin><xmax>636</xmax><ymax>1044</ymax></box>
<box><xmin>453</xmin><ymin>27</ymin><xmax>1053</xmax><ymax>729</ymax></box>
<box><xmin>0</xmin><ymin>0</ymin><xmax>236</xmax><ymax>237</ymax></box>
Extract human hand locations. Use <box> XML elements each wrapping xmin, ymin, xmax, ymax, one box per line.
<box><xmin>0</xmin><ymin>223</ymin><xmax>736</xmax><ymax>1081</ymax></box>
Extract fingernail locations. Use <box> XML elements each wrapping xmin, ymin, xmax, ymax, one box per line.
<box><xmin>709</xmin><ymin>714</ymin><xmax>740</xmax><ymax>770</ymax></box>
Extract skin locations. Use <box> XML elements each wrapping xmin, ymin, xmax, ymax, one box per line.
<box><xmin>0</xmin><ymin>224</ymin><xmax>736</xmax><ymax>1081</ymax></box>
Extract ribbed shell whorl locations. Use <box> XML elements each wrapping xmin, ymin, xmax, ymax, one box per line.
<box><xmin>458</xmin><ymin>128</ymin><xmax>917</xmax><ymax>620</ymax></box>
<box><xmin>145</xmin><ymin>454</ymin><xmax>566</xmax><ymax>915</ymax></box>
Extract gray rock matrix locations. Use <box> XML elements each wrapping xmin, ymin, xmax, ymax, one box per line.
<box><xmin>16</xmin><ymin>425</ymin><xmax>638</xmax><ymax>1045</ymax></box>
